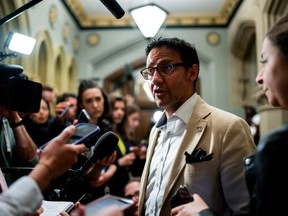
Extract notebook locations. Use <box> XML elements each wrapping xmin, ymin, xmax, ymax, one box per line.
<box><xmin>41</xmin><ymin>200</ymin><xmax>74</xmax><ymax>216</ymax></box>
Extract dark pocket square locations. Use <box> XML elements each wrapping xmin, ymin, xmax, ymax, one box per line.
<box><xmin>185</xmin><ymin>148</ymin><xmax>213</xmax><ymax>163</ymax></box>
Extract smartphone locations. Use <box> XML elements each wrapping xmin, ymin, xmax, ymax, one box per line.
<box><xmin>37</xmin><ymin>123</ymin><xmax>100</xmax><ymax>152</ymax></box>
<box><xmin>59</xmin><ymin>105</ymin><xmax>70</xmax><ymax>118</ymax></box>
<box><xmin>170</xmin><ymin>185</ymin><xmax>194</xmax><ymax>208</ymax></box>
<box><xmin>67</xmin><ymin>123</ymin><xmax>100</xmax><ymax>145</ymax></box>
<box><xmin>85</xmin><ymin>194</ymin><xmax>134</xmax><ymax>216</ymax></box>
<box><xmin>77</xmin><ymin>109</ymin><xmax>90</xmax><ymax>123</ymax></box>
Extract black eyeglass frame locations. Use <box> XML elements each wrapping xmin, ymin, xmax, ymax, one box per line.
<box><xmin>140</xmin><ymin>62</ymin><xmax>187</xmax><ymax>80</ymax></box>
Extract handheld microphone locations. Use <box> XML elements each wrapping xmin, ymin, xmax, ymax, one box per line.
<box><xmin>63</xmin><ymin>131</ymin><xmax>119</xmax><ymax>188</ymax></box>
<box><xmin>99</xmin><ymin>0</ymin><xmax>125</xmax><ymax>19</ymax></box>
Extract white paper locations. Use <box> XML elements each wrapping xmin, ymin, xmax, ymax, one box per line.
<box><xmin>41</xmin><ymin>200</ymin><xmax>74</xmax><ymax>216</ymax></box>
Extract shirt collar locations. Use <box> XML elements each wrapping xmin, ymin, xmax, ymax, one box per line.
<box><xmin>155</xmin><ymin>93</ymin><xmax>198</xmax><ymax>128</ymax></box>
<box><xmin>155</xmin><ymin>114</ymin><xmax>167</xmax><ymax>128</ymax></box>
<box><xmin>175</xmin><ymin>92</ymin><xmax>197</xmax><ymax>124</ymax></box>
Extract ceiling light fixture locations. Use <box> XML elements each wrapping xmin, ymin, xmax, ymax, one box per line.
<box><xmin>130</xmin><ymin>3</ymin><xmax>168</xmax><ymax>38</ymax></box>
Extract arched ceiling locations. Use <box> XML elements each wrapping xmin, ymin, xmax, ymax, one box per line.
<box><xmin>62</xmin><ymin>0</ymin><xmax>243</xmax><ymax>29</ymax></box>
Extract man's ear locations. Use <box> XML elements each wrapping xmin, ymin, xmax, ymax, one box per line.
<box><xmin>191</xmin><ymin>64</ymin><xmax>199</xmax><ymax>76</ymax></box>
<box><xmin>188</xmin><ymin>64</ymin><xmax>199</xmax><ymax>81</ymax></box>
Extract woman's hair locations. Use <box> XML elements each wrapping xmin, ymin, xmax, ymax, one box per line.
<box><xmin>41</xmin><ymin>96</ymin><xmax>51</xmax><ymax>114</ymax></box>
<box><xmin>76</xmin><ymin>79</ymin><xmax>109</xmax><ymax>117</ymax></box>
<box><xmin>29</xmin><ymin>97</ymin><xmax>51</xmax><ymax>122</ymax></box>
<box><xmin>126</xmin><ymin>104</ymin><xmax>140</xmax><ymax>116</ymax></box>
<box><xmin>108</xmin><ymin>94</ymin><xmax>127</xmax><ymax>135</ymax></box>
<box><xmin>266</xmin><ymin>15</ymin><xmax>288</xmax><ymax>59</ymax></box>
<box><xmin>124</xmin><ymin>104</ymin><xmax>141</xmax><ymax>140</ymax></box>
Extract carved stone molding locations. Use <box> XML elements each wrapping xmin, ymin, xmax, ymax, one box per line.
<box><xmin>231</xmin><ymin>20</ymin><xmax>255</xmax><ymax>58</ymax></box>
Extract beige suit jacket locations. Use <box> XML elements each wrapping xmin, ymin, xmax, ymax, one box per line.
<box><xmin>139</xmin><ymin>95</ymin><xmax>256</xmax><ymax>216</ymax></box>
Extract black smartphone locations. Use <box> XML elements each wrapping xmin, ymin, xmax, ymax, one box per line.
<box><xmin>77</xmin><ymin>109</ymin><xmax>90</xmax><ymax>123</ymax></box>
<box><xmin>170</xmin><ymin>185</ymin><xmax>194</xmax><ymax>208</ymax></box>
<box><xmin>67</xmin><ymin>123</ymin><xmax>100</xmax><ymax>145</ymax></box>
<box><xmin>85</xmin><ymin>194</ymin><xmax>134</xmax><ymax>216</ymax></box>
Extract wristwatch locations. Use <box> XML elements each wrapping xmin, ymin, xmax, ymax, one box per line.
<box><xmin>9</xmin><ymin>118</ymin><xmax>24</xmax><ymax>128</ymax></box>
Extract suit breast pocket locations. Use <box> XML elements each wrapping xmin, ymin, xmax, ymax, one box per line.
<box><xmin>183</xmin><ymin>159</ymin><xmax>217</xmax><ymax>190</ymax></box>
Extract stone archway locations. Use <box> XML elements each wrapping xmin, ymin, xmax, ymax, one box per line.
<box><xmin>230</xmin><ymin>20</ymin><xmax>257</xmax><ymax>105</ymax></box>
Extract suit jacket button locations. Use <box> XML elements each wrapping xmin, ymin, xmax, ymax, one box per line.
<box><xmin>244</xmin><ymin>157</ymin><xmax>251</xmax><ymax>165</ymax></box>
<box><xmin>197</xmin><ymin>126</ymin><xmax>203</xmax><ymax>132</ymax></box>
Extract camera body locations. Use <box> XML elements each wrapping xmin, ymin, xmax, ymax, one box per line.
<box><xmin>0</xmin><ymin>64</ymin><xmax>42</xmax><ymax>113</ymax></box>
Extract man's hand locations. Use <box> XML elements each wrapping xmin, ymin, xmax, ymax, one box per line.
<box><xmin>29</xmin><ymin>125</ymin><xmax>86</xmax><ymax>191</ymax></box>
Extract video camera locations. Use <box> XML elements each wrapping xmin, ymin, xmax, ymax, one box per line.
<box><xmin>0</xmin><ymin>64</ymin><xmax>42</xmax><ymax>113</ymax></box>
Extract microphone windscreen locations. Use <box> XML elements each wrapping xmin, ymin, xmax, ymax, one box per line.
<box><xmin>99</xmin><ymin>0</ymin><xmax>125</xmax><ymax>19</ymax></box>
<box><xmin>92</xmin><ymin>131</ymin><xmax>119</xmax><ymax>159</ymax></box>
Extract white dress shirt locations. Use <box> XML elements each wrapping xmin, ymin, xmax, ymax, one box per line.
<box><xmin>145</xmin><ymin>93</ymin><xmax>197</xmax><ymax>216</ymax></box>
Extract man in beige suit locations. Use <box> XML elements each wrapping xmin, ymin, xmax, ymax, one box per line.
<box><xmin>138</xmin><ymin>37</ymin><xmax>256</xmax><ymax>216</ymax></box>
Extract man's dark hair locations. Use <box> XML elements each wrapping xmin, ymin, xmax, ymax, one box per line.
<box><xmin>57</xmin><ymin>92</ymin><xmax>77</xmax><ymax>104</ymax></box>
<box><xmin>42</xmin><ymin>85</ymin><xmax>54</xmax><ymax>92</ymax></box>
<box><xmin>145</xmin><ymin>37</ymin><xmax>200</xmax><ymax>67</ymax></box>
<box><xmin>145</xmin><ymin>37</ymin><xmax>200</xmax><ymax>90</ymax></box>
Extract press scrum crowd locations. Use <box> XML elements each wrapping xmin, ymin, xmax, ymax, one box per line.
<box><xmin>0</xmin><ymin>67</ymin><xmax>146</xmax><ymax>215</ymax></box>
<box><xmin>0</xmin><ymin>14</ymin><xmax>288</xmax><ymax>216</ymax></box>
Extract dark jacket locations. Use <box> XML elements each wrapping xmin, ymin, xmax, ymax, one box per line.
<box><xmin>107</xmin><ymin>134</ymin><xmax>132</xmax><ymax>197</ymax></box>
<box><xmin>23</xmin><ymin>116</ymin><xmax>67</xmax><ymax>148</ymax></box>
<box><xmin>243</xmin><ymin>123</ymin><xmax>288</xmax><ymax>216</ymax></box>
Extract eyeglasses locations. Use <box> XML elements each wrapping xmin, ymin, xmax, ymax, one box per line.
<box><xmin>140</xmin><ymin>62</ymin><xmax>187</xmax><ymax>80</ymax></box>
<box><xmin>125</xmin><ymin>191</ymin><xmax>140</xmax><ymax>199</ymax></box>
